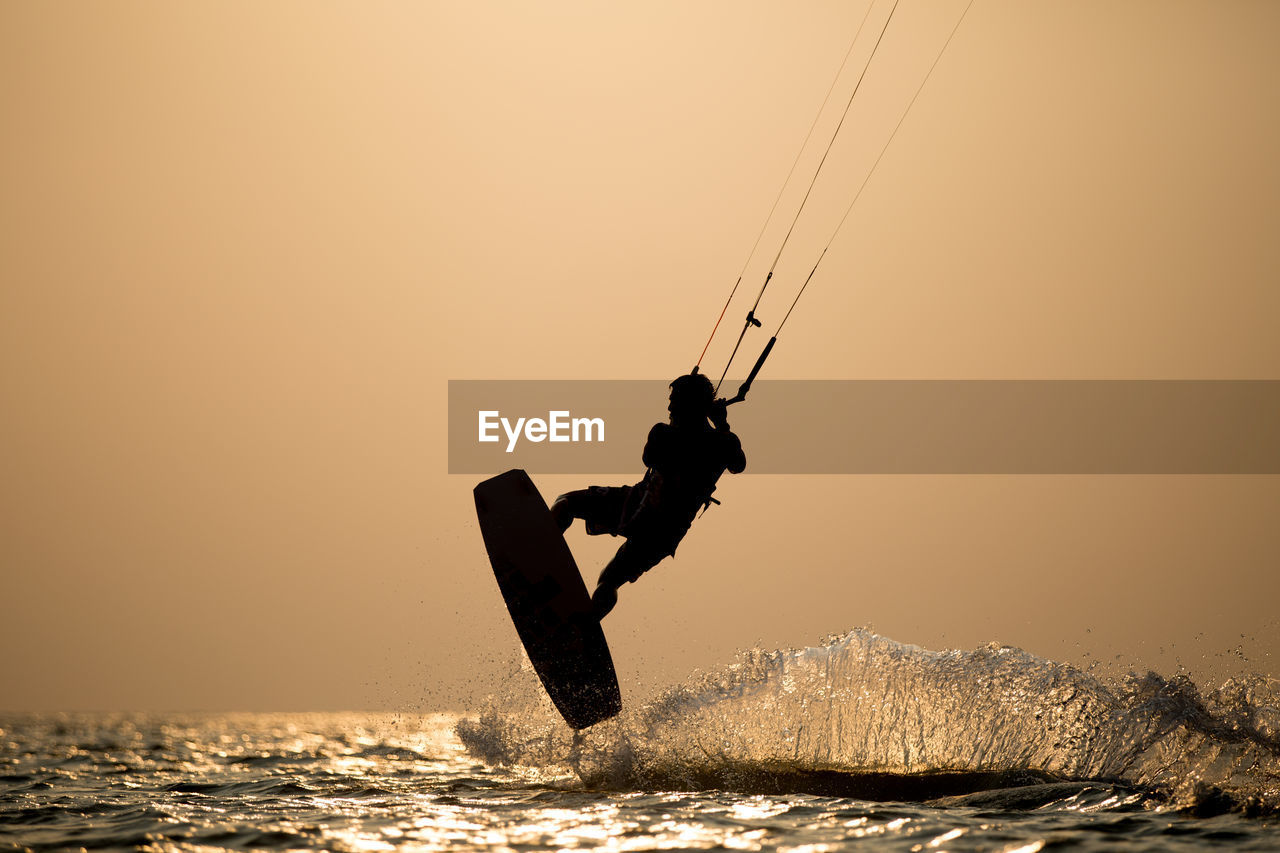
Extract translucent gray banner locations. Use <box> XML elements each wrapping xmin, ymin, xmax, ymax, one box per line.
<box><xmin>448</xmin><ymin>380</ymin><xmax>1280</xmax><ymax>474</ymax></box>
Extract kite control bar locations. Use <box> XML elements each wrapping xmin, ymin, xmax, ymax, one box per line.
<box><xmin>725</xmin><ymin>335</ymin><xmax>775</xmax><ymax>405</ymax></box>
<box><xmin>691</xmin><ymin>330</ymin><xmax>775</xmax><ymax>407</ymax></box>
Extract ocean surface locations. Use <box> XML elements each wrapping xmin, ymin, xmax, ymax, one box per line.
<box><xmin>3</xmin><ymin>630</ymin><xmax>1278</xmax><ymax>851</ymax></box>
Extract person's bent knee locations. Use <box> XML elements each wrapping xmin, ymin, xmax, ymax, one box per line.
<box><xmin>599</xmin><ymin>541</ymin><xmax>664</xmax><ymax>588</ymax></box>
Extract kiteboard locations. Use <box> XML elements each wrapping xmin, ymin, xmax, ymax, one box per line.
<box><xmin>473</xmin><ymin>468</ymin><xmax>622</xmax><ymax>729</ymax></box>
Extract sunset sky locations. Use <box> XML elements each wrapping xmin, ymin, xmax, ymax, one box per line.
<box><xmin>2</xmin><ymin>1</ymin><xmax>1277</xmax><ymax>711</ymax></box>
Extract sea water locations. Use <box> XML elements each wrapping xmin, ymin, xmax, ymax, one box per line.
<box><xmin>3</xmin><ymin>629</ymin><xmax>1278</xmax><ymax>851</ymax></box>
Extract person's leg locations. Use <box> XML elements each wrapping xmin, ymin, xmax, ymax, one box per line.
<box><xmin>590</xmin><ymin>583</ymin><xmax>619</xmax><ymax>622</ymax></box>
<box><xmin>549</xmin><ymin>492</ymin><xmax>580</xmax><ymax>534</ymax></box>
<box><xmin>591</xmin><ymin>540</ymin><xmax>664</xmax><ymax>620</ymax></box>
<box><xmin>550</xmin><ymin>486</ymin><xmax>629</xmax><ymax>536</ymax></box>
<box><xmin>550</xmin><ymin>488</ymin><xmax>600</xmax><ymax>534</ymax></box>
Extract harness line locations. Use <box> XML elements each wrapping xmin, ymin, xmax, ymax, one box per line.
<box><xmin>774</xmin><ymin>0</ymin><xmax>977</xmax><ymax>338</ymax></box>
<box><xmin>714</xmin><ymin>0</ymin><xmax>903</xmax><ymax>394</ymax></box>
<box><xmin>694</xmin><ymin>0</ymin><xmax>877</xmax><ymax>375</ymax></box>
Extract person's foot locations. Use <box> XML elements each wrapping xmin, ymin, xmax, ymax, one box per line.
<box><xmin>549</xmin><ymin>496</ymin><xmax>573</xmax><ymax>534</ymax></box>
<box><xmin>591</xmin><ymin>585</ymin><xmax>617</xmax><ymax>621</ymax></box>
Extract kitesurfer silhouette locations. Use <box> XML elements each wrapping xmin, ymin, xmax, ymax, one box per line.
<box><xmin>550</xmin><ymin>373</ymin><xmax>746</xmax><ymax>620</ymax></box>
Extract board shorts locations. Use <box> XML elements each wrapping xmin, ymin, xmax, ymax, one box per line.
<box><xmin>570</xmin><ymin>485</ymin><xmax>638</xmax><ymax>538</ymax></box>
<box><xmin>559</xmin><ymin>484</ymin><xmax>691</xmax><ymax>576</ymax></box>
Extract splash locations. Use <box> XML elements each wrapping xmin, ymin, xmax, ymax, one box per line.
<box><xmin>456</xmin><ymin>629</ymin><xmax>1280</xmax><ymax>814</ymax></box>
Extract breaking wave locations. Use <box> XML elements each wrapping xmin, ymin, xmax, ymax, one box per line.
<box><xmin>456</xmin><ymin>629</ymin><xmax>1280</xmax><ymax>815</ymax></box>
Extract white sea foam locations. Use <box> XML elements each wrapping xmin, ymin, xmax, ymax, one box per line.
<box><xmin>457</xmin><ymin>628</ymin><xmax>1280</xmax><ymax>813</ymax></box>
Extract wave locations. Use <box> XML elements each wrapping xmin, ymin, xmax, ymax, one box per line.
<box><xmin>456</xmin><ymin>628</ymin><xmax>1280</xmax><ymax>814</ymax></box>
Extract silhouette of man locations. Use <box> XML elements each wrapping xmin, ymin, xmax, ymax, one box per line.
<box><xmin>551</xmin><ymin>373</ymin><xmax>746</xmax><ymax>620</ymax></box>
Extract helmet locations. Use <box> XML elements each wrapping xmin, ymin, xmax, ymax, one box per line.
<box><xmin>668</xmin><ymin>373</ymin><xmax>715</xmax><ymax>415</ymax></box>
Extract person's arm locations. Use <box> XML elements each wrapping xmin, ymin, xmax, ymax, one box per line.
<box><xmin>641</xmin><ymin>423</ymin><xmax>667</xmax><ymax>468</ymax></box>
<box><xmin>724</xmin><ymin>432</ymin><xmax>746</xmax><ymax>474</ymax></box>
<box><xmin>709</xmin><ymin>401</ymin><xmax>746</xmax><ymax>473</ymax></box>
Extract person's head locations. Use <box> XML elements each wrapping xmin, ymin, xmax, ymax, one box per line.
<box><xmin>668</xmin><ymin>373</ymin><xmax>715</xmax><ymax>421</ymax></box>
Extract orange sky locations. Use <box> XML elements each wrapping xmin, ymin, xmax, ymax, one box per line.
<box><xmin>2</xmin><ymin>1</ymin><xmax>1278</xmax><ymax>711</ymax></box>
